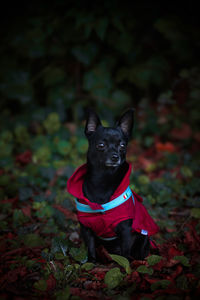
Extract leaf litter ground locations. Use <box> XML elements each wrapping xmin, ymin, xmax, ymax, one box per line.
<box><xmin>0</xmin><ymin>104</ymin><xmax>200</xmax><ymax>300</ymax></box>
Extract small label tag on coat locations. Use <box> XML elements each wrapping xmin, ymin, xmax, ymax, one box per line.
<box><xmin>141</xmin><ymin>229</ymin><xmax>148</xmax><ymax>235</ymax></box>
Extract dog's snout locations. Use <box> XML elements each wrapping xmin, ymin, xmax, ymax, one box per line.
<box><xmin>112</xmin><ymin>154</ymin><xmax>119</xmax><ymax>162</ymax></box>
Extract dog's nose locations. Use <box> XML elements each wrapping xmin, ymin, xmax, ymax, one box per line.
<box><xmin>112</xmin><ymin>154</ymin><xmax>119</xmax><ymax>162</ymax></box>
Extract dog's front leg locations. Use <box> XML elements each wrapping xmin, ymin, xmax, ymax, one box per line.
<box><xmin>80</xmin><ymin>223</ymin><xmax>96</xmax><ymax>262</ymax></box>
<box><xmin>115</xmin><ymin>219</ymin><xmax>134</xmax><ymax>260</ymax></box>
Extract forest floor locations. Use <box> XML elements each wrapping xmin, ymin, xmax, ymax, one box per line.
<box><xmin>0</xmin><ymin>99</ymin><xmax>200</xmax><ymax>299</ymax></box>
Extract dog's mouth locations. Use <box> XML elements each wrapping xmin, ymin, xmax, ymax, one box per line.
<box><xmin>105</xmin><ymin>162</ymin><xmax>121</xmax><ymax>168</ymax></box>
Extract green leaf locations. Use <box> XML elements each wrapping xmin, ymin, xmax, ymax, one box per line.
<box><xmin>147</xmin><ymin>255</ymin><xmax>163</xmax><ymax>266</ymax></box>
<box><xmin>0</xmin><ymin>175</ymin><xmax>10</xmax><ymax>186</ymax></box>
<box><xmin>56</xmin><ymin>140</ymin><xmax>71</xmax><ymax>156</ymax></box>
<box><xmin>35</xmin><ymin>204</ymin><xmax>54</xmax><ymax>218</ymax></box>
<box><xmin>111</xmin><ymin>90</ymin><xmax>131</xmax><ymax>108</ymax></box>
<box><xmin>190</xmin><ymin>208</ymin><xmax>200</xmax><ymax>219</ymax></box>
<box><xmin>71</xmin><ymin>43</ymin><xmax>98</xmax><ymax>65</ymax></box>
<box><xmin>136</xmin><ymin>265</ymin><xmax>153</xmax><ymax>275</ymax></box>
<box><xmin>1</xmin><ymin>130</ymin><xmax>13</xmax><ymax>143</ymax></box>
<box><xmin>83</xmin><ymin>64</ymin><xmax>112</xmax><ymax>97</ymax></box>
<box><xmin>95</xmin><ymin>18</ymin><xmax>108</xmax><ymax>40</ymax></box>
<box><xmin>51</xmin><ymin>237</ymin><xmax>68</xmax><ymax>256</ymax></box>
<box><xmin>14</xmin><ymin>126</ymin><xmax>30</xmax><ymax>146</ymax></box>
<box><xmin>104</xmin><ymin>267</ymin><xmax>124</xmax><ymax>289</ymax></box>
<box><xmin>23</xmin><ymin>233</ymin><xmax>45</xmax><ymax>247</ymax></box>
<box><xmin>154</xmin><ymin>17</ymin><xmax>183</xmax><ymax>41</ymax></box>
<box><xmin>110</xmin><ymin>254</ymin><xmax>131</xmax><ymax>274</ymax></box>
<box><xmin>34</xmin><ymin>279</ymin><xmax>47</xmax><ymax>291</ymax></box>
<box><xmin>174</xmin><ymin>256</ymin><xmax>190</xmax><ymax>267</ymax></box>
<box><xmin>34</xmin><ymin>146</ymin><xmax>51</xmax><ymax>164</ymax></box>
<box><xmin>180</xmin><ymin>166</ymin><xmax>193</xmax><ymax>178</ymax></box>
<box><xmin>13</xmin><ymin>209</ymin><xmax>29</xmax><ymax>226</ymax></box>
<box><xmin>55</xmin><ymin>286</ymin><xmax>71</xmax><ymax>300</ymax></box>
<box><xmin>69</xmin><ymin>244</ymin><xmax>87</xmax><ymax>263</ymax></box>
<box><xmin>43</xmin><ymin>113</ymin><xmax>61</xmax><ymax>134</ymax></box>
<box><xmin>151</xmin><ymin>279</ymin><xmax>171</xmax><ymax>291</ymax></box>
<box><xmin>138</xmin><ymin>175</ymin><xmax>150</xmax><ymax>185</ymax></box>
<box><xmin>44</xmin><ymin>67</ymin><xmax>66</xmax><ymax>87</ymax></box>
<box><xmin>55</xmin><ymin>252</ymin><xmax>65</xmax><ymax>260</ymax></box>
<box><xmin>76</xmin><ymin>138</ymin><xmax>88</xmax><ymax>154</ymax></box>
<box><xmin>81</xmin><ymin>262</ymin><xmax>95</xmax><ymax>271</ymax></box>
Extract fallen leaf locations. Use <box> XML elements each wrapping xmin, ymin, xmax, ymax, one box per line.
<box><xmin>104</xmin><ymin>267</ymin><xmax>124</xmax><ymax>289</ymax></box>
<box><xmin>156</xmin><ymin>142</ymin><xmax>177</xmax><ymax>153</ymax></box>
<box><xmin>170</xmin><ymin>123</ymin><xmax>192</xmax><ymax>140</ymax></box>
<box><xmin>53</xmin><ymin>204</ymin><xmax>77</xmax><ymax>221</ymax></box>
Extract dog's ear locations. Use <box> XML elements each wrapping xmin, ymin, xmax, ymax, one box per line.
<box><xmin>116</xmin><ymin>108</ymin><xmax>134</xmax><ymax>139</ymax></box>
<box><xmin>85</xmin><ymin>109</ymin><xmax>102</xmax><ymax>137</ymax></box>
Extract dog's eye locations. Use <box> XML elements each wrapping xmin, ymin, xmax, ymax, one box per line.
<box><xmin>97</xmin><ymin>142</ymin><xmax>105</xmax><ymax>150</ymax></box>
<box><xmin>120</xmin><ymin>143</ymin><xmax>126</xmax><ymax>149</ymax></box>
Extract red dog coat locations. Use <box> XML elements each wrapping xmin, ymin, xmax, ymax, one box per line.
<box><xmin>67</xmin><ymin>163</ymin><xmax>159</xmax><ymax>239</ymax></box>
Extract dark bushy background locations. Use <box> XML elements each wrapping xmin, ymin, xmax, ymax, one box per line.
<box><xmin>1</xmin><ymin>1</ymin><xmax>200</xmax><ymax>122</ymax></box>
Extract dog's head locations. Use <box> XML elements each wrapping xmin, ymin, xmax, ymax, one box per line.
<box><xmin>85</xmin><ymin>109</ymin><xmax>134</xmax><ymax>169</ymax></box>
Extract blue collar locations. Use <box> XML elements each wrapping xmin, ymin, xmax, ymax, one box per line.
<box><xmin>75</xmin><ymin>186</ymin><xmax>134</xmax><ymax>213</ymax></box>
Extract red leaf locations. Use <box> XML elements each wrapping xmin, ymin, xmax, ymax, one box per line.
<box><xmin>3</xmin><ymin>267</ymin><xmax>27</xmax><ymax>284</ymax></box>
<box><xmin>46</xmin><ymin>274</ymin><xmax>56</xmax><ymax>290</ymax></box>
<box><xmin>152</xmin><ymin>259</ymin><xmax>165</xmax><ymax>271</ymax></box>
<box><xmin>70</xmin><ymin>287</ymin><xmax>104</xmax><ymax>299</ymax></box>
<box><xmin>53</xmin><ymin>204</ymin><xmax>77</xmax><ymax>221</ymax></box>
<box><xmin>184</xmin><ymin>231</ymin><xmax>200</xmax><ymax>251</ymax></box>
<box><xmin>156</xmin><ymin>142</ymin><xmax>176</xmax><ymax>153</ymax></box>
<box><xmin>164</xmin><ymin>259</ymin><xmax>179</xmax><ymax>268</ymax></box>
<box><xmin>128</xmin><ymin>271</ymin><xmax>141</xmax><ymax>284</ymax></box>
<box><xmin>2</xmin><ymin>197</ymin><xmax>18</xmax><ymax>205</ymax></box>
<box><xmin>16</xmin><ymin>150</ymin><xmax>32</xmax><ymax>165</ymax></box>
<box><xmin>171</xmin><ymin>265</ymin><xmax>183</xmax><ymax>279</ymax></box>
<box><xmin>21</xmin><ymin>205</ymin><xmax>32</xmax><ymax>218</ymax></box>
<box><xmin>138</xmin><ymin>156</ymin><xmax>154</xmax><ymax>169</ymax></box>
<box><xmin>6</xmin><ymin>232</ymin><xmax>15</xmax><ymax>239</ymax></box>
<box><xmin>168</xmin><ymin>246</ymin><xmax>183</xmax><ymax>258</ymax></box>
<box><xmin>170</xmin><ymin>123</ymin><xmax>192</xmax><ymax>140</ymax></box>
<box><xmin>84</xmin><ymin>280</ymin><xmax>106</xmax><ymax>290</ymax></box>
<box><xmin>194</xmin><ymin>132</ymin><xmax>200</xmax><ymax>143</ymax></box>
<box><xmin>0</xmin><ymin>169</ymin><xmax>4</xmax><ymax>176</ymax></box>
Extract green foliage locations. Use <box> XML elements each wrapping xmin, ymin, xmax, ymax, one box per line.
<box><xmin>34</xmin><ymin>279</ymin><xmax>47</xmax><ymax>291</ymax></box>
<box><xmin>147</xmin><ymin>255</ymin><xmax>163</xmax><ymax>266</ymax></box>
<box><xmin>151</xmin><ymin>279</ymin><xmax>171</xmax><ymax>291</ymax></box>
<box><xmin>43</xmin><ymin>113</ymin><xmax>61</xmax><ymax>134</ymax></box>
<box><xmin>174</xmin><ymin>256</ymin><xmax>190</xmax><ymax>267</ymax></box>
<box><xmin>69</xmin><ymin>244</ymin><xmax>87</xmax><ymax>263</ymax></box>
<box><xmin>34</xmin><ymin>146</ymin><xmax>51</xmax><ymax>164</ymax></box>
<box><xmin>81</xmin><ymin>262</ymin><xmax>95</xmax><ymax>271</ymax></box>
<box><xmin>110</xmin><ymin>254</ymin><xmax>131</xmax><ymax>274</ymax></box>
<box><xmin>23</xmin><ymin>233</ymin><xmax>45</xmax><ymax>247</ymax></box>
<box><xmin>190</xmin><ymin>208</ymin><xmax>200</xmax><ymax>219</ymax></box>
<box><xmin>104</xmin><ymin>267</ymin><xmax>124</xmax><ymax>289</ymax></box>
<box><xmin>55</xmin><ymin>287</ymin><xmax>71</xmax><ymax>300</ymax></box>
<box><xmin>136</xmin><ymin>265</ymin><xmax>154</xmax><ymax>275</ymax></box>
<box><xmin>13</xmin><ymin>209</ymin><xmax>29</xmax><ymax>226</ymax></box>
<box><xmin>14</xmin><ymin>126</ymin><xmax>30</xmax><ymax>147</ymax></box>
<box><xmin>56</xmin><ymin>140</ymin><xmax>71</xmax><ymax>156</ymax></box>
<box><xmin>83</xmin><ymin>63</ymin><xmax>113</xmax><ymax>98</ymax></box>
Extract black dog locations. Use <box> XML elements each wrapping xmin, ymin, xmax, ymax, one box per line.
<box><xmin>67</xmin><ymin>109</ymin><xmax>158</xmax><ymax>262</ymax></box>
